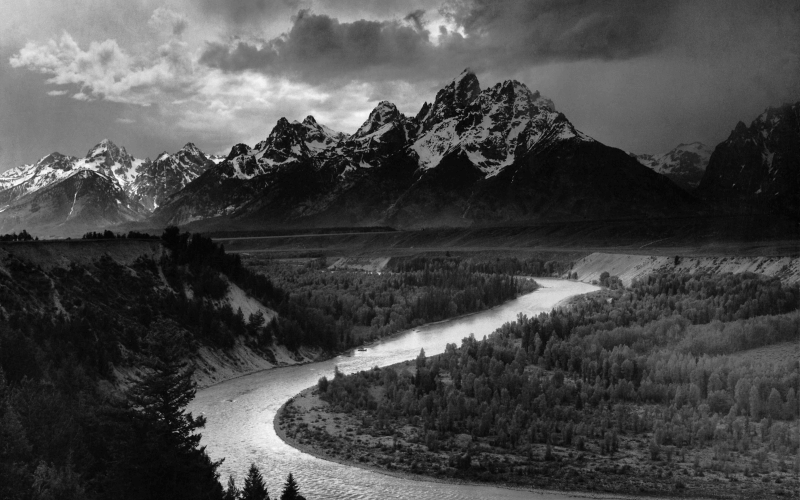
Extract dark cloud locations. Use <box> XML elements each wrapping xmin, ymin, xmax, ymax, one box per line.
<box><xmin>198</xmin><ymin>0</ymin><xmax>304</xmax><ymax>25</ymax></box>
<box><xmin>200</xmin><ymin>10</ymin><xmax>436</xmax><ymax>82</ymax></box>
<box><xmin>404</xmin><ymin>9</ymin><xmax>427</xmax><ymax>32</ymax></box>
<box><xmin>440</xmin><ymin>0</ymin><xmax>673</xmax><ymax>62</ymax></box>
<box><xmin>201</xmin><ymin>0</ymin><xmax>798</xmax><ymax>88</ymax></box>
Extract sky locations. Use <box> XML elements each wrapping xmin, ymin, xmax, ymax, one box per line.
<box><xmin>1</xmin><ymin>0</ymin><xmax>798</xmax><ymax>170</ymax></box>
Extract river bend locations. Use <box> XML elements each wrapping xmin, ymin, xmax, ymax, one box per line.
<box><xmin>190</xmin><ymin>279</ymin><xmax>599</xmax><ymax>499</ymax></box>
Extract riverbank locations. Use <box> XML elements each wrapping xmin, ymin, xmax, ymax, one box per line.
<box><xmin>275</xmin><ymin>380</ymin><xmax>796</xmax><ymax>500</ymax></box>
<box><xmin>272</xmin><ymin>277</ymin><xmax>798</xmax><ymax>500</ymax></box>
<box><xmin>568</xmin><ymin>252</ymin><xmax>800</xmax><ymax>286</ymax></box>
<box><xmin>274</xmin><ymin>384</ymin><xmax>665</xmax><ymax>500</ymax></box>
<box><xmin>194</xmin><ymin>278</ymin><xmax>605</xmax><ymax>497</ymax></box>
<box><xmin>189</xmin><ymin>279</ymin><xmax>541</xmax><ymax>389</ymax></box>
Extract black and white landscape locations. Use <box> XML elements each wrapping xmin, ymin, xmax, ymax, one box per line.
<box><xmin>0</xmin><ymin>2</ymin><xmax>798</xmax><ymax>500</ymax></box>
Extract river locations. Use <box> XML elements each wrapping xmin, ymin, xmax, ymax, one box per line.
<box><xmin>190</xmin><ymin>278</ymin><xmax>600</xmax><ymax>499</ymax></box>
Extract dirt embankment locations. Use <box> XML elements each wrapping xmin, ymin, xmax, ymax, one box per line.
<box><xmin>569</xmin><ymin>253</ymin><xmax>800</xmax><ymax>286</ymax></box>
<box><xmin>115</xmin><ymin>278</ymin><xmax>325</xmax><ymax>390</ymax></box>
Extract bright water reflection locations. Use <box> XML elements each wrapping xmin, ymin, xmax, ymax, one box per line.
<box><xmin>190</xmin><ymin>279</ymin><xmax>599</xmax><ymax>499</ymax></box>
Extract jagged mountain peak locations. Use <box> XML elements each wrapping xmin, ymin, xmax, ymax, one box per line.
<box><xmin>411</xmin><ymin>70</ymin><xmax>582</xmax><ymax>175</ymax></box>
<box><xmin>299</xmin><ymin>115</ymin><xmax>345</xmax><ymax>140</ymax></box>
<box><xmin>502</xmin><ymin>79</ymin><xmax>555</xmax><ymax>112</ymax></box>
<box><xmin>37</xmin><ymin>151</ymin><xmax>75</xmax><ymax>167</ymax></box>
<box><xmin>226</xmin><ymin>143</ymin><xmax>252</xmax><ymax>160</ymax></box>
<box><xmin>419</xmin><ymin>69</ymin><xmax>482</xmax><ymax>131</ymax></box>
<box><xmin>477</xmin><ymin>79</ymin><xmax>557</xmax><ymax>121</ymax></box>
<box><xmin>698</xmin><ymin>101</ymin><xmax>799</xmax><ymax>215</ymax></box>
<box><xmin>352</xmin><ymin>101</ymin><xmax>404</xmax><ymax>139</ymax></box>
<box><xmin>181</xmin><ymin>142</ymin><xmax>202</xmax><ymax>154</ymax></box>
<box><xmin>87</xmin><ymin>138</ymin><xmax>122</xmax><ymax>159</ymax></box>
<box><xmin>130</xmin><ymin>142</ymin><xmax>215</xmax><ymax>210</ymax></box>
<box><xmin>263</xmin><ymin>118</ymin><xmax>308</xmax><ymax>146</ymax></box>
<box><xmin>452</xmin><ymin>68</ymin><xmax>481</xmax><ymax>100</ymax></box>
<box><xmin>176</xmin><ymin>142</ymin><xmax>208</xmax><ymax>164</ymax></box>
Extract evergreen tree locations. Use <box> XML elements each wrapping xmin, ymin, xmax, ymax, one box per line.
<box><xmin>0</xmin><ymin>400</ymin><xmax>33</xmax><ymax>499</ymax></box>
<box><xmin>280</xmin><ymin>473</ymin><xmax>302</xmax><ymax>500</ymax></box>
<box><xmin>241</xmin><ymin>464</ymin><xmax>269</xmax><ymax>500</ymax></box>
<box><xmin>749</xmin><ymin>385</ymin><xmax>762</xmax><ymax>420</ymax></box>
<box><xmin>767</xmin><ymin>388</ymin><xmax>783</xmax><ymax>419</ymax></box>
<box><xmin>785</xmin><ymin>388</ymin><xmax>798</xmax><ymax>420</ymax></box>
<box><xmin>223</xmin><ymin>475</ymin><xmax>240</xmax><ymax>500</ymax></box>
<box><xmin>105</xmin><ymin>320</ymin><xmax>224</xmax><ymax>500</ymax></box>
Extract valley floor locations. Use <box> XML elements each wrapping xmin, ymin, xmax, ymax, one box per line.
<box><xmin>275</xmin><ymin>373</ymin><xmax>799</xmax><ymax>500</ymax></box>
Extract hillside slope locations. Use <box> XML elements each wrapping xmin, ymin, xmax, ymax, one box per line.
<box><xmin>0</xmin><ymin>238</ymin><xmax>314</xmax><ymax>388</ymax></box>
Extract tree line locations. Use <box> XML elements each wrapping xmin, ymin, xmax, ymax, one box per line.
<box><xmin>316</xmin><ymin>270</ymin><xmax>800</xmax><ymax>481</ymax></box>
<box><xmin>81</xmin><ymin>230</ymin><xmax>161</xmax><ymax>240</ymax></box>
<box><xmin>0</xmin><ymin>230</ymin><xmax>35</xmax><ymax>241</ymax></box>
<box><xmin>241</xmin><ymin>253</ymin><xmax>537</xmax><ymax>352</ymax></box>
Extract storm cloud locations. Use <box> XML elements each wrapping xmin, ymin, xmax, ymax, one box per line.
<box><xmin>440</xmin><ymin>0</ymin><xmax>672</xmax><ymax>61</ymax></box>
<box><xmin>200</xmin><ymin>10</ymin><xmax>441</xmax><ymax>83</ymax></box>
<box><xmin>198</xmin><ymin>0</ymin><xmax>305</xmax><ymax>25</ymax></box>
<box><xmin>199</xmin><ymin>0</ymin><xmax>799</xmax><ymax>88</ymax></box>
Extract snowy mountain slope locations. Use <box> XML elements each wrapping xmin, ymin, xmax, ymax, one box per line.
<box><xmin>0</xmin><ymin>139</ymin><xmax>219</xmax><ymax>235</ymax></box>
<box><xmin>631</xmin><ymin>142</ymin><xmax>712</xmax><ymax>190</ymax></box>
<box><xmin>411</xmin><ymin>71</ymin><xmax>583</xmax><ymax>178</ymax></box>
<box><xmin>0</xmin><ymin>152</ymin><xmax>79</xmax><ymax>205</ymax></box>
<box><xmin>130</xmin><ymin>142</ymin><xmax>216</xmax><ymax>210</ymax></box>
<box><xmin>0</xmin><ymin>169</ymin><xmax>144</xmax><ymax>237</ymax></box>
<box><xmin>149</xmin><ymin>116</ymin><xmax>352</xmax><ymax>225</ymax></box>
<box><xmin>73</xmin><ymin>139</ymin><xmax>147</xmax><ymax>190</ymax></box>
<box><xmin>697</xmin><ymin>102</ymin><xmax>799</xmax><ymax>216</ymax></box>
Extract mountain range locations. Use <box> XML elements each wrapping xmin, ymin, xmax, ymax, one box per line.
<box><xmin>630</xmin><ymin>142</ymin><xmax>712</xmax><ymax>191</ymax></box>
<box><xmin>0</xmin><ymin>141</ymin><xmax>221</xmax><ymax>235</ymax></box>
<box><xmin>697</xmin><ymin>102</ymin><xmax>799</xmax><ymax>216</ymax></box>
<box><xmin>0</xmin><ymin>70</ymin><xmax>797</xmax><ymax>237</ymax></box>
<box><xmin>149</xmin><ymin>70</ymin><xmax>696</xmax><ymax>230</ymax></box>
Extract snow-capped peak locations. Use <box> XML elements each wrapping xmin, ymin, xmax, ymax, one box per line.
<box><xmin>631</xmin><ymin>142</ymin><xmax>711</xmax><ymax>190</ymax></box>
<box><xmin>181</xmin><ymin>142</ymin><xmax>202</xmax><ymax>154</ymax></box>
<box><xmin>351</xmin><ymin>101</ymin><xmax>404</xmax><ymax>139</ymax></box>
<box><xmin>411</xmin><ymin>72</ymin><xmax>586</xmax><ymax>176</ymax></box>
<box><xmin>226</xmin><ymin>143</ymin><xmax>253</xmax><ymax>161</ymax></box>
<box><xmin>451</xmin><ymin>68</ymin><xmax>482</xmax><ymax>102</ymax></box>
<box><xmin>419</xmin><ymin>69</ymin><xmax>482</xmax><ymax>132</ymax></box>
<box><xmin>86</xmin><ymin>138</ymin><xmax>120</xmax><ymax>159</ymax></box>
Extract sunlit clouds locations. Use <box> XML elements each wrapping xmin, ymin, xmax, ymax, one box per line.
<box><xmin>1</xmin><ymin>0</ymin><xmax>798</xmax><ymax>170</ymax></box>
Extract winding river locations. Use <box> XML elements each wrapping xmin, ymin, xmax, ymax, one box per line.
<box><xmin>190</xmin><ymin>279</ymin><xmax>599</xmax><ymax>499</ymax></box>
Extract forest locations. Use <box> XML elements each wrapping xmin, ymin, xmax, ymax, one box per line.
<box><xmin>0</xmin><ymin>228</ymin><xmax>538</xmax><ymax>499</ymax></box>
<box><xmin>241</xmin><ymin>253</ymin><xmax>537</xmax><ymax>351</ymax></box>
<box><xmin>0</xmin><ymin>229</ymin><xmax>326</xmax><ymax>499</ymax></box>
<box><xmin>283</xmin><ymin>271</ymin><xmax>800</xmax><ymax>498</ymax></box>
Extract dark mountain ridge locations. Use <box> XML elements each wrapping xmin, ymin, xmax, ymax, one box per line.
<box><xmin>697</xmin><ymin>102</ymin><xmax>799</xmax><ymax>218</ymax></box>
